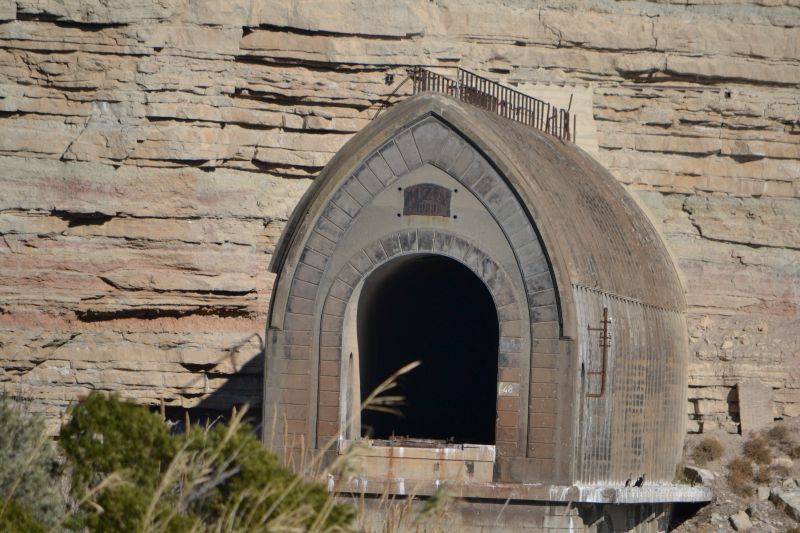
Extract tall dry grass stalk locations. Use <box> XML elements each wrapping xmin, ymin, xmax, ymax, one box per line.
<box><xmin>323</xmin><ymin>361</ymin><xmax>457</xmax><ymax>533</ymax></box>
<box><xmin>2</xmin><ymin>360</ymin><xmax>456</xmax><ymax>532</ymax></box>
<box><xmin>137</xmin><ymin>360</ymin><xmax>440</xmax><ymax>532</ymax></box>
<box><xmin>262</xmin><ymin>359</ymin><xmax>459</xmax><ymax>533</ymax></box>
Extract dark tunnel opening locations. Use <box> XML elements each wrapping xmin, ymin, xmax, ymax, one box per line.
<box><xmin>357</xmin><ymin>254</ymin><xmax>499</xmax><ymax>444</ymax></box>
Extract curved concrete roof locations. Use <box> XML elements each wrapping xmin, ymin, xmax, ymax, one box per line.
<box><xmin>271</xmin><ymin>93</ymin><xmax>686</xmax><ymax>330</ymax></box>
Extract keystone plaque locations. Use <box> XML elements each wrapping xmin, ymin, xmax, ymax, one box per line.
<box><xmin>402</xmin><ymin>183</ymin><xmax>452</xmax><ymax>217</ymax></box>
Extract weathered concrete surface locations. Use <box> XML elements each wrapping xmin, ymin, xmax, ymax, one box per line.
<box><xmin>770</xmin><ymin>488</ymin><xmax>800</xmax><ymax>522</ymax></box>
<box><xmin>0</xmin><ymin>0</ymin><xmax>798</xmax><ymax>433</ymax></box>
<box><xmin>682</xmin><ymin>465</ymin><xmax>716</xmax><ymax>487</ymax></box>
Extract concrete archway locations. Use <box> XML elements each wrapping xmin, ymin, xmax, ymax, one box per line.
<box><xmin>265</xmin><ymin>92</ymin><xmax>692</xmax><ymax>493</ymax></box>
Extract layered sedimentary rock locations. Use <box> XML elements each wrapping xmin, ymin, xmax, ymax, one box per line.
<box><xmin>0</xmin><ymin>0</ymin><xmax>797</xmax><ymax>434</ymax></box>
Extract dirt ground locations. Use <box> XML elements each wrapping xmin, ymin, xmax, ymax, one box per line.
<box><xmin>672</xmin><ymin>418</ymin><xmax>800</xmax><ymax>532</ymax></box>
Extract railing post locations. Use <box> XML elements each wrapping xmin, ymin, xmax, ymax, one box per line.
<box><xmin>402</xmin><ymin>67</ymin><xmax>576</xmax><ymax>143</ymax></box>
<box><xmin>573</xmin><ymin>114</ymin><xmax>577</xmax><ymax>143</ymax></box>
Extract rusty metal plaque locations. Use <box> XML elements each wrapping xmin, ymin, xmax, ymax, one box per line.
<box><xmin>403</xmin><ymin>183</ymin><xmax>451</xmax><ymax>217</ymax></box>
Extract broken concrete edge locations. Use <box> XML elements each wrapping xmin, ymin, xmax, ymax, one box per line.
<box><xmin>346</xmin><ymin>441</ymin><xmax>497</xmax><ymax>462</ymax></box>
<box><xmin>769</xmin><ymin>488</ymin><xmax>800</xmax><ymax>522</ymax></box>
<box><xmin>683</xmin><ymin>464</ymin><xmax>716</xmax><ymax>486</ymax></box>
<box><xmin>328</xmin><ymin>476</ymin><xmax>713</xmax><ymax>503</ymax></box>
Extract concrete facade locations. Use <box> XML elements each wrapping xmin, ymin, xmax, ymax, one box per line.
<box><xmin>265</xmin><ymin>93</ymin><xmax>708</xmax><ymax>530</ymax></box>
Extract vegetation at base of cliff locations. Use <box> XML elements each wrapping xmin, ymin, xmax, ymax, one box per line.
<box><xmin>0</xmin><ymin>395</ymin><xmax>65</xmax><ymax>529</ymax></box>
<box><xmin>690</xmin><ymin>436</ymin><xmax>725</xmax><ymax>467</ymax></box>
<box><xmin>0</xmin><ymin>363</ymin><xmax>447</xmax><ymax>532</ymax></box>
<box><xmin>1</xmin><ymin>393</ymin><xmax>355</xmax><ymax>532</ymax></box>
<box><xmin>742</xmin><ymin>435</ymin><xmax>772</xmax><ymax>466</ymax></box>
<box><xmin>727</xmin><ymin>456</ymin><xmax>755</xmax><ymax>497</ymax></box>
<box><xmin>64</xmin><ymin>393</ymin><xmax>355</xmax><ymax>532</ymax></box>
<box><xmin>723</xmin><ymin>427</ymin><xmax>800</xmax><ymax>501</ymax></box>
<box><xmin>0</xmin><ymin>498</ymin><xmax>50</xmax><ymax>533</ymax></box>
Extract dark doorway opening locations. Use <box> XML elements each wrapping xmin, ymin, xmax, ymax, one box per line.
<box><xmin>358</xmin><ymin>254</ymin><xmax>499</xmax><ymax>444</ymax></box>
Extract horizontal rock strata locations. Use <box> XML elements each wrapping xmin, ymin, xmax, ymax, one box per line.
<box><xmin>0</xmin><ymin>0</ymin><xmax>798</xmax><ymax>434</ymax></box>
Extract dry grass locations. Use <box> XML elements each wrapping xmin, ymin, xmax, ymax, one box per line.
<box><xmin>769</xmin><ymin>463</ymin><xmax>791</xmax><ymax>480</ymax></box>
<box><xmin>766</xmin><ymin>425</ymin><xmax>790</xmax><ymax>444</ymax></box>
<box><xmin>1</xmin><ymin>362</ymin><xmax>441</xmax><ymax>533</ymax></box>
<box><xmin>727</xmin><ymin>457</ymin><xmax>755</xmax><ymax>497</ymax></box>
<box><xmin>690</xmin><ymin>437</ymin><xmax>725</xmax><ymax>466</ymax></box>
<box><xmin>786</xmin><ymin>527</ymin><xmax>800</xmax><ymax>533</ymax></box>
<box><xmin>766</xmin><ymin>425</ymin><xmax>796</xmax><ymax>454</ymax></box>
<box><xmin>723</xmin><ymin>424</ymin><xmax>800</xmax><ymax>500</ymax></box>
<box><xmin>753</xmin><ymin>465</ymin><xmax>772</xmax><ymax>485</ymax></box>
<box><xmin>353</xmin><ymin>486</ymin><xmax>452</xmax><ymax>533</ymax></box>
<box><xmin>742</xmin><ymin>435</ymin><xmax>772</xmax><ymax>466</ymax></box>
<box><xmin>765</xmin><ymin>424</ymin><xmax>800</xmax><ymax>460</ymax></box>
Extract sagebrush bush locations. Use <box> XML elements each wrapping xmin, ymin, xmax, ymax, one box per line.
<box><xmin>61</xmin><ymin>393</ymin><xmax>178</xmax><ymax>491</ymax></box>
<box><xmin>790</xmin><ymin>445</ymin><xmax>800</xmax><ymax>459</ymax></box>
<box><xmin>59</xmin><ymin>392</ymin><xmax>181</xmax><ymax>532</ymax></box>
<box><xmin>753</xmin><ymin>465</ymin><xmax>772</xmax><ymax>485</ymax></box>
<box><xmin>766</xmin><ymin>425</ymin><xmax>789</xmax><ymax>444</ymax></box>
<box><xmin>765</xmin><ymin>424</ymin><xmax>800</xmax><ymax>457</ymax></box>
<box><xmin>690</xmin><ymin>437</ymin><xmax>725</xmax><ymax>466</ymax></box>
<box><xmin>742</xmin><ymin>435</ymin><xmax>772</xmax><ymax>465</ymax></box>
<box><xmin>59</xmin><ymin>393</ymin><xmax>355</xmax><ymax>532</ymax></box>
<box><xmin>183</xmin><ymin>420</ymin><xmax>355</xmax><ymax>530</ymax></box>
<box><xmin>0</xmin><ymin>395</ymin><xmax>65</xmax><ymax>529</ymax></box>
<box><xmin>727</xmin><ymin>456</ymin><xmax>755</xmax><ymax>497</ymax></box>
<box><xmin>0</xmin><ymin>499</ymin><xmax>49</xmax><ymax>533</ymax></box>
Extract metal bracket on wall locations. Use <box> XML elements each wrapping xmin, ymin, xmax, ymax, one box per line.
<box><xmin>586</xmin><ymin>307</ymin><xmax>611</xmax><ymax>399</ymax></box>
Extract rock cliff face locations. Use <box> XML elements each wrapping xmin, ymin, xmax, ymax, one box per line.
<box><xmin>0</xmin><ymin>0</ymin><xmax>797</xmax><ymax>434</ymax></box>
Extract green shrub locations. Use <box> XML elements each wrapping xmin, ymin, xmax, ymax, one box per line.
<box><xmin>59</xmin><ymin>393</ymin><xmax>355</xmax><ymax>532</ymax></box>
<box><xmin>60</xmin><ymin>392</ymin><xmax>178</xmax><ymax>491</ymax></box>
<box><xmin>59</xmin><ymin>392</ymin><xmax>181</xmax><ymax>532</ymax></box>
<box><xmin>0</xmin><ymin>396</ymin><xmax>65</xmax><ymax>528</ymax></box>
<box><xmin>183</xmin><ymin>419</ymin><xmax>355</xmax><ymax>530</ymax></box>
<box><xmin>0</xmin><ymin>499</ymin><xmax>48</xmax><ymax>533</ymax></box>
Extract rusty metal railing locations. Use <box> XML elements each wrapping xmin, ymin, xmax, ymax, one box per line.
<box><xmin>408</xmin><ymin>67</ymin><xmax>575</xmax><ymax>143</ymax></box>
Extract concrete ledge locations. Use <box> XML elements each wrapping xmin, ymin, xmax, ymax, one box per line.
<box><xmin>342</xmin><ymin>443</ymin><xmax>495</xmax><ymax>483</ymax></box>
<box><xmin>554</xmin><ymin>484</ymin><xmax>713</xmax><ymax>504</ymax></box>
<box><xmin>330</xmin><ymin>476</ymin><xmax>713</xmax><ymax>504</ymax></box>
<box><xmin>340</xmin><ymin>440</ymin><xmax>496</xmax><ymax>462</ymax></box>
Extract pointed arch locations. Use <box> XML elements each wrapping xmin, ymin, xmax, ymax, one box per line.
<box><xmin>265</xmin><ymin>93</ymin><xmax>688</xmax><ymax>487</ymax></box>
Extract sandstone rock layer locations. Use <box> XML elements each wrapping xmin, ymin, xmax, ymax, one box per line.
<box><xmin>0</xmin><ymin>0</ymin><xmax>797</xmax><ymax>434</ymax></box>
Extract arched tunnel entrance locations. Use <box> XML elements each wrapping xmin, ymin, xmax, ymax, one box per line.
<box><xmin>357</xmin><ymin>254</ymin><xmax>499</xmax><ymax>445</ymax></box>
<box><xmin>265</xmin><ymin>95</ymin><xmax>706</xmax><ymax>522</ymax></box>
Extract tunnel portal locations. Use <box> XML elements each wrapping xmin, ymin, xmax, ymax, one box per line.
<box><xmin>357</xmin><ymin>254</ymin><xmax>499</xmax><ymax>445</ymax></box>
